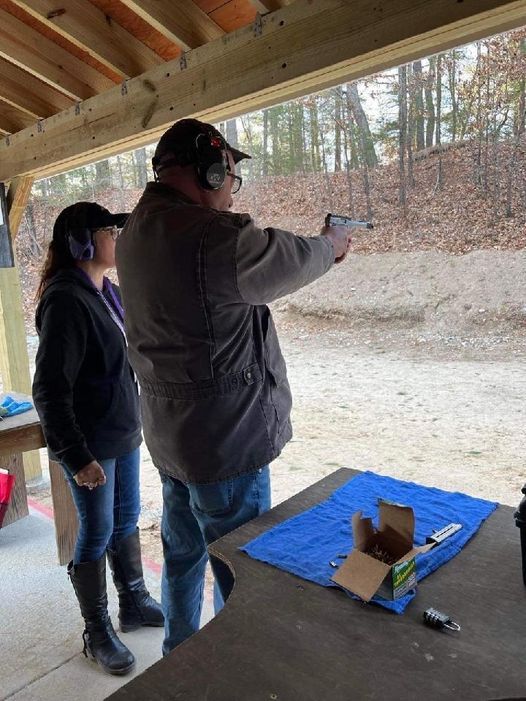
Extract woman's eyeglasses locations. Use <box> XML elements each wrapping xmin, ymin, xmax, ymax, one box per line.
<box><xmin>94</xmin><ymin>225</ymin><xmax>122</xmax><ymax>241</ymax></box>
<box><xmin>226</xmin><ymin>170</ymin><xmax>242</xmax><ymax>194</ymax></box>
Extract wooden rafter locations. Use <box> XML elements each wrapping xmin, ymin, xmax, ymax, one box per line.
<box><xmin>0</xmin><ymin>100</ymin><xmax>35</xmax><ymax>134</ymax></box>
<box><xmin>119</xmin><ymin>0</ymin><xmax>224</xmax><ymax>50</ymax></box>
<box><xmin>250</xmin><ymin>0</ymin><xmax>290</xmax><ymax>12</ymax></box>
<box><xmin>1</xmin><ymin>0</ymin><xmax>526</xmax><ymax>181</ymax></box>
<box><xmin>9</xmin><ymin>0</ymin><xmax>163</xmax><ymax>78</ymax></box>
<box><xmin>0</xmin><ymin>6</ymin><xmax>113</xmax><ymax>100</ymax></box>
<box><xmin>0</xmin><ymin>58</ymin><xmax>73</xmax><ymax>117</ymax></box>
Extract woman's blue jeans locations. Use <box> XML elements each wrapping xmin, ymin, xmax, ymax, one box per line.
<box><xmin>62</xmin><ymin>448</ymin><xmax>141</xmax><ymax>564</ymax></box>
<box><xmin>160</xmin><ymin>466</ymin><xmax>271</xmax><ymax>654</ymax></box>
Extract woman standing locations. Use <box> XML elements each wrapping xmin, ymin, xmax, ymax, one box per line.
<box><xmin>33</xmin><ymin>202</ymin><xmax>163</xmax><ymax>676</ymax></box>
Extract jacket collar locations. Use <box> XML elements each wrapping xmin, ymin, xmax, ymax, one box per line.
<box><xmin>43</xmin><ymin>267</ymin><xmax>100</xmax><ymax>298</ymax></box>
<box><xmin>144</xmin><ymin>181</ymin><xmax>195</xmax><ymax>205</ymax></box>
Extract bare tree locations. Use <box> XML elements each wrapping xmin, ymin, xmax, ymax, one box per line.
<box><xmin>425</xmin><ymin>57</ymin><xmax>436</xmax><ymax>147</ymax></box>
<box><xmin>334</xmin><ymin>87</ymin><xmax>343</xmax><ymax>172</ymax></box>
<box><xmin>95</xmin><ymin>160</ymin><xmax>111</xmax><ymax>193</ymax></box>
<box><xmin>434</xmin><ymin>53</ymin><xmax>444</xmax><ymax>192</ymax></box>
<box><xmin>347</xmin><ymin>82</ymin><xmax>378</xmax><ymax>167</ymax></box>
<box><xmin>134</xmin><ymin>148</ymin><xmax>148</xmax><ymax>188</ymax></box>
<box><xmin>506</xmin><ymin>37</ymin><xmax>526</xmax><ymax>217</ymax></box>
<box><xmin>407</xmin><ymin>64</ymin><xmax>415</xmax><ymax>188</ymax></box>
<box><xmin>446</xmin><ymin>50</ymin><xmax>458</xmax><ymax>142</ymax></box>
<box><xmin>226</xmin><ymin>119</ymin><xmax>239</xmax><ymax>148</ymax></box>
<box><xmin>262</xmin><ymin>110</ymin><xmax>269</xmax><ymax>176</ymax></box>
<box><xmin>412</xmin><ymin>60</ymin><xmax>426</xmax><ymax>150</ymax></box>
<box><xmin>398</xmin><ymin>65</ymin><xmax>408</xmax><ymax>216</ymax></box>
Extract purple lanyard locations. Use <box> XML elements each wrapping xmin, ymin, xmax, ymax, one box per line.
<box><xmin>76</xmin><ymin>269</ymin><xmax>126</xmax><ymax>341</ymax></box>
<box><xmin>102</xmin><ymin>277</ymin><xmax>124</xmax><ymax>321</ymax></box>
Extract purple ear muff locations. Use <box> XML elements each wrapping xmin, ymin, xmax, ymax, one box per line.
<box><xmin>68</xmin><ymin>230</ymin><xmax>95</xmax><ymax>260</ymax></box>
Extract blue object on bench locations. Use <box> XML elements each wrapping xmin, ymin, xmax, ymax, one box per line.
<box><xmin>0</xmin><ymin>395</ymin><xmax>33</xmax><ymax>418</ymax></box>
<box><xmin>241</xmin><ymin>471</ymin><xmax>498</xmax><ymax>613</ymax></box>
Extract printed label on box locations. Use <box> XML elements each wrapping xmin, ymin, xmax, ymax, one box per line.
<box><xmin>392</xmin><ymin>559</ymin><xmax>417</xmax><ymax>598</ymax></box>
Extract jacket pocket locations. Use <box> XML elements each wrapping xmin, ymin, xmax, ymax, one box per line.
<box><xmin>107</xmin><ymin>377</ymin><xmax>140</xmax><ymax>433</ymax></box>
<box><xmin>263</xmin><ymin>315</ymin><xmax>288</xmax><ymax>387</ymax></box>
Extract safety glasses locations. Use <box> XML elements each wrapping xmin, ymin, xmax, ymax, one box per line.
<box><xmin>93</xmin><ymin>225</ymin><xmax>122</xmax><ymax>240</ymax></box>
<box><xmin>226</xmin><ymin>170</ymin><xmax>243</xmax><ymax>194</ymax></box>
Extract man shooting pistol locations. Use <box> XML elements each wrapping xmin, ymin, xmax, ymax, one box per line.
<box><xmin>325</xmin><ymin>213</ymin><xmax>374</xmax><ymax>230</ymax></box>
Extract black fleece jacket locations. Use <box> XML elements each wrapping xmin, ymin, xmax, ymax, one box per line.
<box><xmin>32</xmin><ymin>268</ymin><xmax>141</xmax><ymax>475</ymax></box>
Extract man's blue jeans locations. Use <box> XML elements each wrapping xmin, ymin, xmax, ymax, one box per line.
<box><xmin>62</xmin><ymin>448</ymin><xmax>141</xmax><ymax>563</ymax></box>
<box><xmin>160</xmin><ymin>466</ymin><xmax>271</xmax><ymax>654</ymax></box>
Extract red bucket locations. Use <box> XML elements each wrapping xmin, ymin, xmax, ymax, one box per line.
<box><xmin>0</xmin><ymin>468</ymin><xmax>15</xmax><ymax>528</ymax></box>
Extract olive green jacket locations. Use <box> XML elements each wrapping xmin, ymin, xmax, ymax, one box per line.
<box><xmin>116</xmin><ymin>182</ymin><xmax>334</xmax><ymax>483</ymax></box>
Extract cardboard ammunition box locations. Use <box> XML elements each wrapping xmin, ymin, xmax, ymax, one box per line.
<box><xmin>331</xmin><ymin>500</ymin><xmax>433</xmax><ymax>602</ymax></box>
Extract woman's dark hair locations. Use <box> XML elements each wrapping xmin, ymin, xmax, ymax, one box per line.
<box><xmin>35</xmin><ymin>237</ymin><xmax>75</xmax><ymax>301</ymax></box>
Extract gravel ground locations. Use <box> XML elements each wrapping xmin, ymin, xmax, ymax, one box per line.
<box><xmin>26</xmin><ymin>250</ymin><xmax>526</xmax><ymax>566</ymax></box>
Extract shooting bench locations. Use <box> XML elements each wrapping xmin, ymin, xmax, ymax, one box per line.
<box><xmin>108</xmin><ymin>468</ymin><xmax>525</xmax><ymax>701</ymax></box>
<box><xmin>0</xmin><ymin>391</ymin><xmax>77</xmax><ymax>563</ymax></box>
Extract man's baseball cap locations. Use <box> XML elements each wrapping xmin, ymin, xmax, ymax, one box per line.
<box><xmin>53</xmin><ymin>202</ymin><xmax>129</xmax><ymax>243</ymax></box>
<box><xmin>152</xmin><ymin>118</ymin><xmax>251</xmax><ymax>173</ymax></box>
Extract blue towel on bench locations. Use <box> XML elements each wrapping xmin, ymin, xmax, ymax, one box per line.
<box><xmin>241</xmin><ymin>471</ymin><xmax>498</xmax><ymax>613</ymax></box>
<box><xmin>0</xmin><ymin>395</ymin><xmax>33</xmax><ymax>418</ymax></box>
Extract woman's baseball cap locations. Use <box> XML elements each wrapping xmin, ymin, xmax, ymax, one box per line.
<box><xmin>53</xmin><ymin>202</ymin><xmax>129</xmax><ymax>244</ymax></box>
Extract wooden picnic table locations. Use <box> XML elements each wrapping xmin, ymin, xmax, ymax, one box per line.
<box><xmin>108</xmin><ymin>467</ymin><xmax>526</xmax><ymax>701</ymax></box>
<box><xmin>0</xmin><ymin>391</ymin><xmax>77</xmax><ymax>564</ymax></box>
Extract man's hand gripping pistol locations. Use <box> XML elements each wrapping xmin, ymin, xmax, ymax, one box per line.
<box><xmin>325</xmin><ymin>213</ymin><xmax>374</xmax><ymax>229</ymax></box>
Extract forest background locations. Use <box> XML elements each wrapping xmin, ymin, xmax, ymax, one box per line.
<box><xmin>14</xmin><ymin>27</ymin><xmax>526</xmax><ymax>329</ymax></box>
<box><xmin>17</xmin><ymin>27</ymin><xmax>526</xmax><ymax>564</ymax></box>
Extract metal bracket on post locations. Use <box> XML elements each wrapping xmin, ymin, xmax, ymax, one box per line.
<box><xmin>254</xmin><ymin>13</ymin><xmax>263</xmax><ymax>37</ymax></box>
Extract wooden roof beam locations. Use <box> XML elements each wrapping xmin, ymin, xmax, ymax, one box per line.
<box><xmin>0</xmin><ymin>58</ymin><xmax>73</xmax><ymax>118</ymax></box>
<box><xmin>2</xmin><ymin>0</ymin><xmax>526</xmax><ymax>181</ymax></box>
<box><xmin>10</xmin><ymin>0</ymin><xmax>163</xmax><ymax>77</ymax></box>
<box><xmin>0</xmin><ymin>6</ymin><xmax>113</xmax><ymax>100</ymax></box>
<box><xmin>119</xmin><ymin>0</ymin><xmax>224</xmax><ymax>50</ymax></box>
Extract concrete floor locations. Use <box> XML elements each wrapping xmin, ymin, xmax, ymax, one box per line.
<box><xmin>0</xmin><ymin>507</ymin><xmax>213</xmax><ymax>701</ymax></box>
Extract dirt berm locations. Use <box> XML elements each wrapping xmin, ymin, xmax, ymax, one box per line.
<box><xmin>279</xmin><ymin>250</ymin><xmax>526</xmax><ymax>339</ymax></box>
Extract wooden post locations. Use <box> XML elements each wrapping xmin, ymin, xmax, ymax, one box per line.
<box><xmin>49</xmin><ymin>460</ymin><xmax>77</xmax><ymax>565</ymax></box>
<box><xmin>6</xmin><ymin>177</ymin><xmax>33</xmax><ymax>237</ymax></box>
<box><xmin>0</xmin><ymin>452</ymin><xmax>28</xmax><ymax>526</ymax></box>
<box><xmin>0</xmin><ymin>177</ymin><xmax>41</xmax><ymax>480</ymax></box>
<box><xmin>0</xmin><ymin>391</ymin><xmax>78</xmax><ymax>563</ymax></box>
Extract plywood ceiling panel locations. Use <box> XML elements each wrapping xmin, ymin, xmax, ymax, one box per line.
<box><xmin>0</xmin><ymin>0</ymin><xmax>270</xmax><ymax>139</ymax></box>
<box><xmin>209</xmin><ymin>1</ymin><xmax>257</xmax><ymax>32</ymax></box>
<box><xmin>0</xmin><ymin>0</ymin><xmax>121</xmax><ymax>82</ymax></box>
<box><xmin>89</xmin><ymin>0</ymin><xmax>182</xmax><ymax>60</ymax></box>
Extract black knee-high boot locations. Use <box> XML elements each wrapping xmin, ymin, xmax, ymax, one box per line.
<box><xmin>106</xmin><ymin>529</ymin><xmax>164</xmax><ymax>633</ymax></box>
<box><xmin>68</xmin><ymin>557</ymin><xmax>136</xmax><ymax>675</ymax></box>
